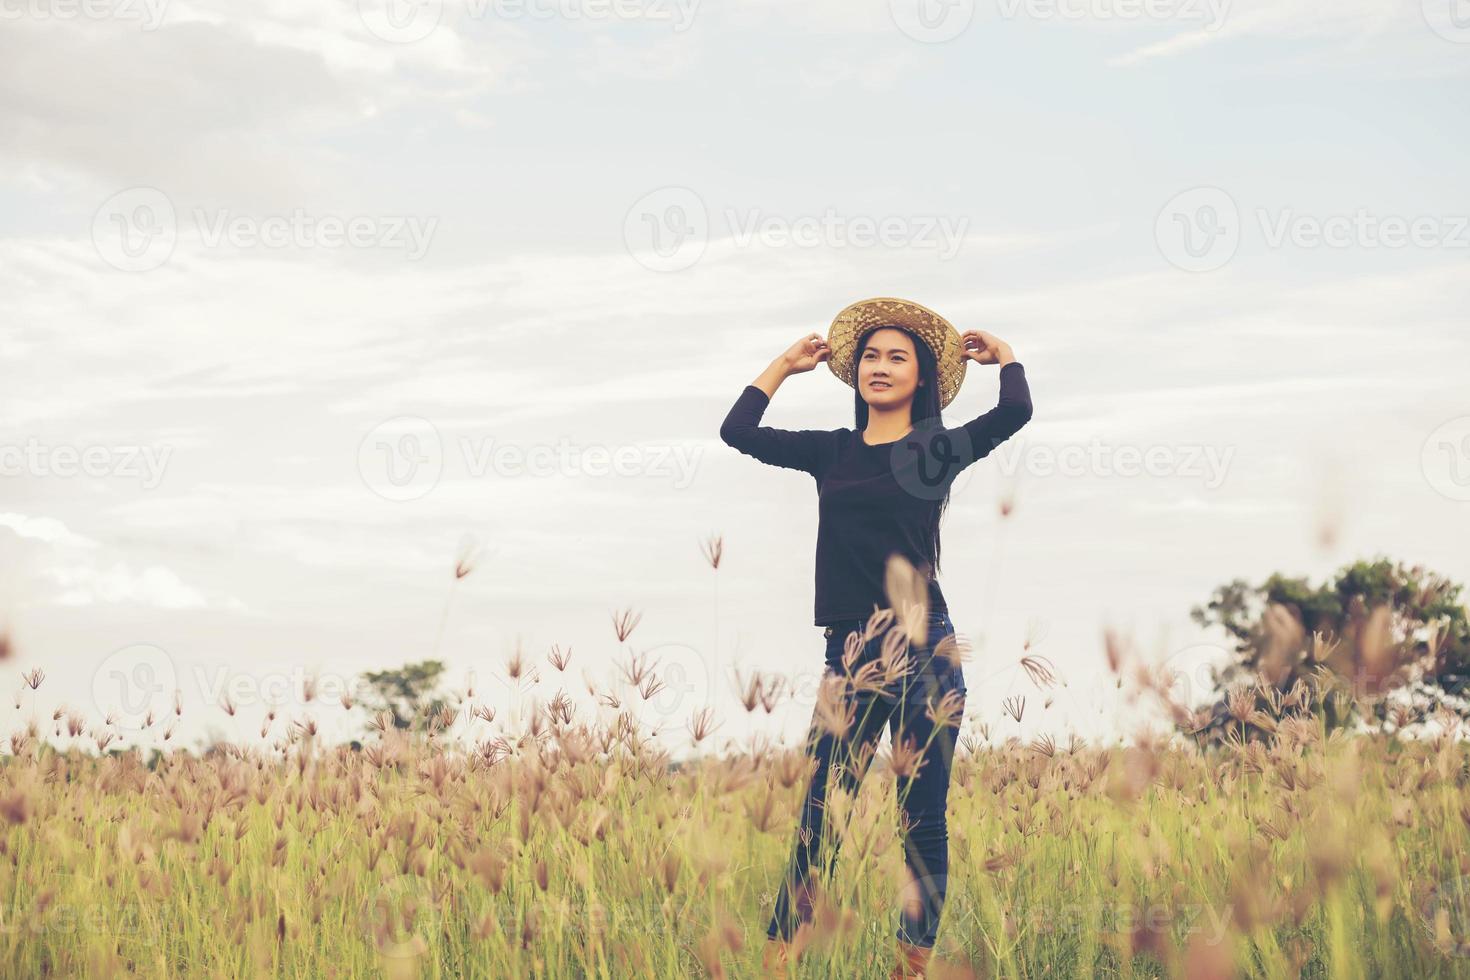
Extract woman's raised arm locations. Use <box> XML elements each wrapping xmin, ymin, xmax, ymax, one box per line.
<box><xmin>954</xmin><ymin>330</ymin><xmax>1033</xmax><ymax>462</ymax></box>
<box><xmin>718</xmin><ymin>334</ymin><xmax>835</xmax><ymax>477</ymax></box>
<box><xmin>958</xmin><ymin>361</ymin><xmax>1033</xmax><ymax>459</ymax></box>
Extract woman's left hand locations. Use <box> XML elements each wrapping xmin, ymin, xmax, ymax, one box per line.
<box><xmin>960</xmin><ymin>329</ymin><xmax>1014</xmax><ymax>367</ymax></box>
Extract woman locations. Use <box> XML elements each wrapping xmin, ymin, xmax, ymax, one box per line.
<box><xmin>718</xmin><ymin>297</ymin><xmax>1033</xmax><ymax>978</ymax></box>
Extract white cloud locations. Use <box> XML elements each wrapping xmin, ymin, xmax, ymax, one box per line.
<box><xmin>45</xmin><ymin>558</ymin><xmax>247</xmax><ymax>610</ymax></box>
<box><xmin>573</xmin><ymin>33</ymin><xmax>703</xmax><ymax>81</ymax></box>
<box><xmin>0</xmin><ymin>1</ymin><xmax>532</xmax><ymax>195</ymax></box>
<box><xmin>0</xmin><ymin>512</ymin><xmax>99</xmax><ymax>548</ymax></box>
<box><xmin>1106</xmin><ymin>0</ymin><xmax>1465</xmax><ymax>72</ymax></box>
<box><xmin>1129</xmin><ymin>495</ymin><xmax>1292</xmax><ymax>515</ymax></box>
<box><xmin>0</xmin><ymin>512</ymin><xmax>246</xmax><ymax>611</ymax></box>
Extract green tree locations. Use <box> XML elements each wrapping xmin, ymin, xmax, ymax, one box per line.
<box><xmin>1184</xmin><ymin>557</ymin><xmax>1470</xmax><ymax>744</ymax></box>
<box><xmin>360</xmin><ymin>659</ymin><xmax>451</xmax><ymax>734</ymax></box>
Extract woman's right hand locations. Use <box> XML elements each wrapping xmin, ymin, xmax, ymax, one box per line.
<box><xmin>780</xmin><ymin>333</ymin><xmax>832</xmax><ymax>375</ymax></box>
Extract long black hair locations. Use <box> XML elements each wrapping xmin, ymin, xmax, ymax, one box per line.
<box><xmin>849</xmin><ymin>324</ymin><xmax>953</xmax><ymax>580</ymax></box>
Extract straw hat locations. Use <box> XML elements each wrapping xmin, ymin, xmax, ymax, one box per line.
<box><xmin>826</xmin><ymin>297</ymin><xmax>967</xmax><ymax>409</ymax></box>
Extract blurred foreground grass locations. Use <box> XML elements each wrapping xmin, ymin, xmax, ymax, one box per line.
<box><xmin>2</xmin><ymin>716</ymin><xmax>1468</xmax><ymax>979</ymax></box>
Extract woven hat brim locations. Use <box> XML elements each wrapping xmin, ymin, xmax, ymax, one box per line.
<box><xmin>825</xmin><ymin>297</ymin><xmax>967</xmax><ymax>409</ymax></box>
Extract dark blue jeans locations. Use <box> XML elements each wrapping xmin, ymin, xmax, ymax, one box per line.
<box><xmin>766</xmin><ymin>610</ymin><xmax>967</xmax><ymax>950</ymax></box>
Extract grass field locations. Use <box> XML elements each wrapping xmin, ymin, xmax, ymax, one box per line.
<box><xmin>3</xmin><ymin>655</ymin><xmax>1469</xmax><ymax>980</ymax></box>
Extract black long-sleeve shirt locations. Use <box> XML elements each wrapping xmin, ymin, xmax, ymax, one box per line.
<box><xmin>719</xmin><ymin>362</ymin><xmax>1033</xmax><ymax>626</ymax></box>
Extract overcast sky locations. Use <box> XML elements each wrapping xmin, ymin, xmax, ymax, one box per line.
<box><xmin>2</xmin><ymin>0</ymin><xmax>1467</xmax><ymax>757</ymax></box>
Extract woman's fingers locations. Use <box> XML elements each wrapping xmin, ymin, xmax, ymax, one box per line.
<box><xmin>961</xmin><ymin>329</ymin><xmax>1001</xmax><ymax>363</ymax></box>
<box><xmin>782</xmin><ymin>334</ymin><xmax>831</xmax><ymax>372</ymax></box>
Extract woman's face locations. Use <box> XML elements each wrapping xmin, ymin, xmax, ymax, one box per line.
<box><xmin>857</xmin><ymin>327</ymin><xmax>920</xmax><ymax>407</ymax></box>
